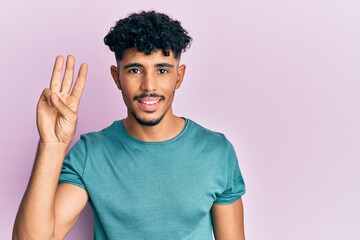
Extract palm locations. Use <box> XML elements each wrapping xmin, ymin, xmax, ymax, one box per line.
<box><xmin>37</xmin><ymin>56</ymin><xmax>87</xmax><ymax>144</ymax></box>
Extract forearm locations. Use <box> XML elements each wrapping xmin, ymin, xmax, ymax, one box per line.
<box><xmin>13</xmin><ymin>141</ymin><xmax>69</xmax><ymax>240</ymax></box>
<box><xmin>212</xmin><ymin>198</ymin><xmax>245</xmax><ymax>240</ymax></box>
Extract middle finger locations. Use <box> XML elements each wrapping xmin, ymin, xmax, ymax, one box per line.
<box><xmin>61</xmin><ymin>55</ymin><xmax>75</xmax><ymax>94</ymax></box>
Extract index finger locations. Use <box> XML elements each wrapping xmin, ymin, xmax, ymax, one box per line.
<box><xmin>70</xmin><ymin>63</ymin><xmax>88</xmax><ymax>103</ymax></box>
<box><xmin>50</xmin><ymin>55</ymin><xmax>64</xmax><ymax>92</ymax></box>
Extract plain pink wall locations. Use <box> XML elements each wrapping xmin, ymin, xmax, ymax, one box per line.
<box><xmin>1</xmin><ymin>0</ymin><xmax>360</xmax><ymax>239</ymax></box>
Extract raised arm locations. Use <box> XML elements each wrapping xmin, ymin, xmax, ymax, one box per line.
<box><xmin>211</xmin><ymin>198</ymin><xmax>245</xmax><ymax>240</ymax></box>
<box><xmin>13</xmin><ymin>55</ymin><xmax>89</xmax><ymax>240</ymax></box>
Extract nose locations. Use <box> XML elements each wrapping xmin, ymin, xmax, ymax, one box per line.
<box><xmin>140</xmin><ymin>72</ymin><xmax>157</xmax><ymax>92</ymax></box>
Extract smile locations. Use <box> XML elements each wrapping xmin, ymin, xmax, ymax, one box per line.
<box><xmin>137</xmin><ymin>98</ymin><xmax>162</xmax><ymax>112</ymax></box>
<box><xmin>141</xmin><ymin>100</ymin><xmax>160</xmax><ymax>105</ymax></box>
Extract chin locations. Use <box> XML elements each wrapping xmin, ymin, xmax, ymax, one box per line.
<box><xmin>133</xmin><ymin>113</ymin><xmax>165</xmax><ymax>127</ymax></box>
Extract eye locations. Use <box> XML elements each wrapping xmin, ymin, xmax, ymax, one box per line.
<box><xmin>158</xmin><ymin>69</ymin><xmax>169</xmax><ymax>74</ymax></box>
<box><xmin>129</xmin><ymin>68</ymin><xmax>141</xmax><ymax>74</ymax></box>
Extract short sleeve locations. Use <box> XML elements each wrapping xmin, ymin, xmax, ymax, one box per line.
<box><xmin>59</xmin><ymin>136</ymin><xmax>87</xmax><ymax>190</ymax></box>
<box><xmin>214</xmin><ymin>141</ymin><xmax>246</xmax><ymax>205</ymax></box>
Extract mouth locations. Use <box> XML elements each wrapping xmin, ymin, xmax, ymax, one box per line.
<box><xmin>136</xmin><ymin>96</ymin><xmax>164</xmax><ymax>112</ymax></box>
<box><xmin>134</xmin><ymin>93</ymin><xmax>165</xmax><ymax>112</ymax></box>
<box><xmin>140</xmin><ymin>99</ymin><xmax>161</xmax><ymax>105</ymax></box>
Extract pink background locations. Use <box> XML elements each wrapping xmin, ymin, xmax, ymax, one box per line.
<box><xmin>1</xmin><ymin>0</ymin><xmax>360</xmax><ymax>239</ymax></box>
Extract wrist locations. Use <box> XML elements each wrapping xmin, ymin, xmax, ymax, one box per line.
<box><xmin>37</xmin><ymin>140</ymin><xmax>70</xmax><ymax>156</ymax></box>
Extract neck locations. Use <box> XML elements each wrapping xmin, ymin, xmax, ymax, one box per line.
<box><xmin>123</xmin><ymin>112</ymin><xmax>185</xmax><ymax>142</ymax></box>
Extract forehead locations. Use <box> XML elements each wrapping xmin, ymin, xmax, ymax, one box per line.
<box><xmin>119</xmin><ymin>48</ymin><xmax>179</xmax><ymax>67</ymax></box>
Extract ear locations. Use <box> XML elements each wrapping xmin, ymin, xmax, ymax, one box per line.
<box><xmin>175</xmin><ymin>64</ymin><xmax>186</xmax><ymax>89</ymax></box>
<box><xmin>111</xmin><ymin>65</ymin><xmax>122</xmax><ymax>90</ymax></box>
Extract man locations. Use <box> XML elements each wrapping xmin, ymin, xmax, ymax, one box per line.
<box><xmin>13</xmin><ymin>11</ymin><xmax>246</xmax><ymax>239</ymax></box>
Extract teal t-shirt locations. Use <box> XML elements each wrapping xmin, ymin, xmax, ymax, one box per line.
<box><xmin>59</xmin><ymin>118</ymin><xmax>245</xmax><ymax>239</ymax></box>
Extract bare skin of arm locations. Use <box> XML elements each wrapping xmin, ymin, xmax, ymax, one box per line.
<box><xmin>211</xmin><ymin>198</ymin><xmax>245</xmax><ymax>240</ymax></box>
<box><xmin>13</xmin><ymin>55</ymin><xmax>88</xmax><ymax>240</ymax></box>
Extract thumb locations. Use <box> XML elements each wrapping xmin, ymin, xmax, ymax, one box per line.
<box><xmin>51</xmin><ymin>94</ymin><xmax>76</xmax><ymax>121</ymax></box>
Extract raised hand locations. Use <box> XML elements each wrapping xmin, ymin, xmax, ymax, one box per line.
<box><xmin>37</xmin><ymin>55</ymin><xmax>88</xmax><ymax>145</ymax></box>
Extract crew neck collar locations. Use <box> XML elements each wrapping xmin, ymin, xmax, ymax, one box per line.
<box><xmin>117</xmin><ymin>118</ymin><xmax>190</xmax><ymax>145</ymax></box>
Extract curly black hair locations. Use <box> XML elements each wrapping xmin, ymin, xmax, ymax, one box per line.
<box><xmin>104</xmin><ymin>11</ymin><xmax>192</xmax><ymax>61</ymax></box>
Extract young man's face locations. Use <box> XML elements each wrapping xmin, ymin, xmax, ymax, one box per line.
<box><xmin>111</xmin><ymin>49</ymin><xmax>186</xmax><ymax>126</ymax></box>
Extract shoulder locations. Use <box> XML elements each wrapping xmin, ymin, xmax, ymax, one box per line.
<box><xmin>75</xmin><ymin>121</ymin><xmax>121</xmax><ymax>148</ymax></box>
<box><xmin>186</xmin><ymin>119</ymin><xmax>233</xmax><ymax>150</ymax></box>
<box><xmin>81</xmin><ymin>121</ymin><xmax>120</xmax><ymax>140</ymax></box>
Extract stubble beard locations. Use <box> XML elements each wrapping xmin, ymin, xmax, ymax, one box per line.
<box><xmin>124</xmin><ymin>91</ymin><xmax>175</xmax><ymax>127</ymax></box>
<box><xmin>131</xmin><ymin>111</ymin><xmax>167</xmax><ymax>126</ymax></box>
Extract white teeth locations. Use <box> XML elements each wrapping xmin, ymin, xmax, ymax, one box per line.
<box><xmin>142</xmin><ymin>100</ymin><xmax>159</xmax><ymax>105</ymax></box>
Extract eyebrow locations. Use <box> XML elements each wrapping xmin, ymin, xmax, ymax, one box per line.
<box><xmin>123</xmin><ymin>63</ymin><xmax>143</xmax><ymax>69</ymax></box>
<box><xmin>123</xmin><ymin>63</ymin><xmax>174</xmax><ymax>69</ymax></box>
<box><xmin>156</xmin><ymin>63</ymin><xmax>174</xmax><ymax>68</ymax></box>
